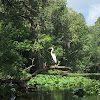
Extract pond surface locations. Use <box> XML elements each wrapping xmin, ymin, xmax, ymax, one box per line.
<box><xmin>15</xmin><ymin>89</ymin><xmax>100</xmax><ymax>100</ymax></box>
<box><xmin>15</xmin><ymin>75</ymin><xmax>100</xmax><ymax>100</ymax></box>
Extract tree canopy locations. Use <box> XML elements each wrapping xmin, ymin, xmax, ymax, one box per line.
<box><xmin>0</xmin><ymin>0</ymin><xmax>100</xmax><ymax>79</ymax></box>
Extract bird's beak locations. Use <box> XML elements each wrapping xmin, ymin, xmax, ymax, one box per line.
<box><xmin>48</xmin><ymin>47</ymin><xmax>51</xmax><ymax>49</ymax></box>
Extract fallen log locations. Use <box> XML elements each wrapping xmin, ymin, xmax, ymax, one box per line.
<box><xmin>0</xmin><ymin>65</ymin><xmax>72</xmax><ymax>83</ymax></box>
<box><xmin>22</xmin><ymin>65</ymin><xmax>72</xmax><ymax>82</ymax></box>
<box><xmin>0</xmin><ymin>66</ymin><xmax>72</xmax><ymax>92</ymax></box>
<box><xmin>50</xmin><ymin>65</ymin><xmax>72</xmax><ymax>70</ymax></box>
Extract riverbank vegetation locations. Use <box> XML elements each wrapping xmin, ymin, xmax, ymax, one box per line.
<box><xmin>48</xmin><ymin>70</ymin><xmax>100</xmax><ymax>76</ymax></box>
<box><xmin>0</xmin><ymin>74</ymin><xmax>100</xmax><ymax>99</ymax></box>
<box><xmin>0</xmin><ymin>0</ymin><xmax>100</xmax><ymax>99</ymax></box>
<box><xmin>27</xmin><ymin>74</ymin><xmax>100</xmax><ymax>96</ymax></box>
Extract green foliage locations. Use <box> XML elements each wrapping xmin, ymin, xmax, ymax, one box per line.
<box><xmin>0</xmin><ymin>83</ymin><xmax>22</xmax><ymax>99</ymax></box>
<box><xmin>88</xmin><ymin>18</ymin><xmax>100</xmax><ymax>72</ymax></box>
<box><xmin>0</xmin><ymin>0</ymin><xmax>100</xmax><ymax>80</ymax></box>
<box><xmin>34</xmin><ymin>34</ymin><xmax>52</xmax><ymax>51</ymax></box>
<box><xmin>69</xmin><ymin>73</ymin><xmax>100</xmax><ymax>76</ymax></box>
<box><xmin>55</xmin><ymin>46</ymin><xmax>64</xmax><ymax>59</ymax></box>
<box><xmin>14</xmin><ymin>40</ymin><xmax>32</xmax><ymax>51</ymax></box>
<box><xmin>21</xmin><ymin>70</ymin><xmax>31</xmax><ymax>79</ymax></box>
<box><xmin>64</xmin><ymin>9</ymin><xmax>91</xmax><ymax>72</ymax></box>
<box><xmin>27</xmin><ymin>74</ymin><xmax>100</xmax><ymax>96</ymax></box>
<box><xmin>48</xmin><ymin>69</ymin><xmax>62</xmax><ymax>75</ymax></box>
<box><xmin>0</xmin><ymin>22</ymin><xmax>27</xmax><ymax>78</ymax></box>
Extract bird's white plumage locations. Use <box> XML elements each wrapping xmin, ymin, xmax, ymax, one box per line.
<box><xmin>50</xmin><ymin>47</ymin><xmax>57</xmax><ymax>63</ymax></box>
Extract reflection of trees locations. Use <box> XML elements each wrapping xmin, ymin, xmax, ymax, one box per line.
<box><xmin>16</xmin><ymin>89</ymin><xmax>100</xmax><ymax>100</ymax></box>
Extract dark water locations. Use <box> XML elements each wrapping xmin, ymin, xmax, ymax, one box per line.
<box><xmin>15</xmin><ymin>89</ymin><xmax>100</xmax><ymax>100</ymax></box>
<box><xmin>15</xmin><ymin>75</ymin><xmax>100</xmax><ymax>100</ymax></box>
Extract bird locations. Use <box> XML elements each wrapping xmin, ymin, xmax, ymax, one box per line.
<box><xmin>49</xmin><ymin>47</ymin><xmax>57</xmax><ymax>64</ymax></box>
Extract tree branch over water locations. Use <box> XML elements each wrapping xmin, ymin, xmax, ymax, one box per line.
<box><xmin>0</xmin><ymin>65</ymin><xmax>72</xmax><ymax>83</ymax></box>
<box><xmin>22</xmin><ymin>65</ymin><xmax>72</xmax><ymax>82</ymax></box>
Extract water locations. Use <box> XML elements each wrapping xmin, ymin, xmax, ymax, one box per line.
<box><xmin>15</xmin><ymin>89</ymin><xmax>100</xmax><ymax>100</ymax></box>
<box><xmin>15</xmin><ymin>75</ymin><xmax>100</xmax><ymax>100</ymax></box>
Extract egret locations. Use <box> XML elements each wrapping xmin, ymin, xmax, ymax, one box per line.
<box><xmin>49</xmin><ymin>47</ymin><xmax>57</xmax><ymax>64</ymax></box>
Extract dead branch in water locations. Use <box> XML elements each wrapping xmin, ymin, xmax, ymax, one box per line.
<box><xmin>22</xmin><ymin>65</ymin><xmax>72</xmax><ymax>82</ymax></box>
<box><xmin>0</xmin><ymin>65</ymin><xmax>72</xmax><ymax>83</ymax></box>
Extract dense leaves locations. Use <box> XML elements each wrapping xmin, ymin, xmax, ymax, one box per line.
<box><xmin>0</xmin><ymin>0</ymin><xmax>100</xmax><ymax>79</ymax></box>
<box><xmin>27</xmin><ymin>74</ymin><xmax>100</xmax><ymax>96</ymax></box>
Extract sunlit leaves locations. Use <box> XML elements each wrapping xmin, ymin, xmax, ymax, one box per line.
<box><xmin>55</xmin><ymin>46</ymin><xmax>63</xmax><ymax>59</ymax></box>
<box><xmin>27</xmin><ymin>74</ymin><xmax>100</xmax><ymax>95</ymax></box>
<box><xmin>33</xmin><ymin>34</ymin><xmax>52</xmax><ymax>51</ymax></box>
<box><xmin>14</xmin><ymin>40</ymin><xmax>32</xmax><ymax>51</ymax></box>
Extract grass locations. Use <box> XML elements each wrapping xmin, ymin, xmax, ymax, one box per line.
<box><xmin>47</xmin><ymin>70</ymin><xmax>100</xmax><ymax>76</ymax></box>
<box><xmin>68</xmin><ymin>73</ymin><xmax>100</xmax><ymax>76</ymax></box>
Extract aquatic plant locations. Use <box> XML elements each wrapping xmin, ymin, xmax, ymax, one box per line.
<box><xmin>69</xmin><ymin>73</ymin><xmax>100</xmax><ymax>76</ymax></box>
<box><xmin>27</xmin><ymin>74</ymin><xmax>100</xmax><ymax>96</ymax></box>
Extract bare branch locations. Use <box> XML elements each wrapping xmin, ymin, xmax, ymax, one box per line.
<box><xmin>22</xmin><ymin>65</ymin><xmax>72</xmax><ymax>82</ymax></box>
<box><xmin>29</xmin><ymin>58</ymin><xmax>35</xmax><ymax>65</ymax></box>
<box><xmin>23</xmin><ymin>65</ymin><xmax>34</xmax><ymax>71</ymax></box>
<box><xmin>23</xmin><ymin>58</ymin><xmax>35</xmax><ymax>71</ymax></box>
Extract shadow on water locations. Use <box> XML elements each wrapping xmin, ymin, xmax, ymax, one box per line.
<box><xmin>15</xmin><ymin>75</ymin><xmax>100</xmax><ymax>100</ymax></box>
<box><xmin>88</xmin><ymin>75</ymin><xmax>100</xmax><ymax>80</ymax></box>
<box><xmin>15</xmin><ymin>89</ymin><xmax>100</xmax><ymax>100</ymax></box>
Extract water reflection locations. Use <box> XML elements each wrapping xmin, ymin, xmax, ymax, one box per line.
<box><xmin>15</xmin><ymin>75</ymin><xmax>100</xmax><ymax>100</ymax></box>
<box><xmin>15</xmin><ymin>89</ymin><xmax>100</xmax><ymax>100</ymax></box>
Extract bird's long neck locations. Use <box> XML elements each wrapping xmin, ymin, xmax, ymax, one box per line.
<box><xmin>51</xmin><ymin>49</ymin><xmax>53</xmax><ymax>54</ymax></box>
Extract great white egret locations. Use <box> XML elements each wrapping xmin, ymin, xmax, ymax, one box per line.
<box><xmin>49</xmin><ymin>47</ymin><xmax>57</xmax><ymax>64</ymax></box>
